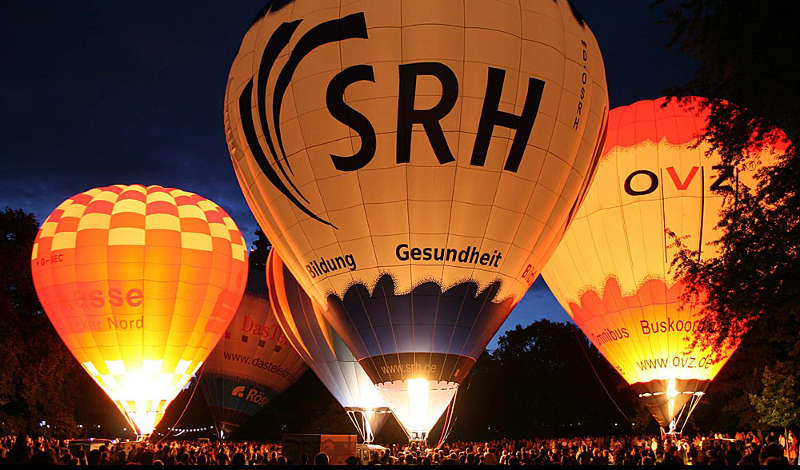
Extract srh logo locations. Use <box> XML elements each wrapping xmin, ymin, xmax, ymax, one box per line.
<box><xmin>238</xmin><ymin>12</ymin><xmax>547</xmax><ymax>227</ymax></box>
<box><xmin>623</xmin><ymin>165</ymin><xmax>734</xmax><ymax>196</ymax></box>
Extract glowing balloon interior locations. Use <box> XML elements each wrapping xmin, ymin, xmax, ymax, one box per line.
<box><xmin>199</xmin><ymin>266</ymin><xmax>306</xmax><ymax>436</ymax></box>
<box><xmin>31</xmin><ymin>185</ymin><xmax>248</xmax><ymax>437</ymax></box>
<box><xmin>541</xmin><ymin>97</ymin><xmax>786</xmax><ymax>431</ymax></box>
<box><xmin>267</xmin><ymin>250</ymin><xmax>389</xmax><ymax>442</ymax></box>
<box><xmin>225</xmin><ymin>0</ymin><xmax>609</xmax><ymax>440</ymax></box>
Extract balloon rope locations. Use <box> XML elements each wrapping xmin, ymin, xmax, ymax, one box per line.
<box><xmin>572</xmin><ymin>327</ymin><xmax>632</xmax><ymax>424</ymax></box>
<box><xmin>435</xmin><ymin>388</ymin><xmax>458</xmax><ymax>449</ymax></box>
<box><xmin>435</xmin><ymin>403</ymin><xmax>452</xmax><ymax>448</ymax></box>
<box><xmin>362</xmin><ymin>412</ymin><xmax>374</xmax><ymax>444</ymax></box>
<box><xmin>678</xmin><ymin>393</ymin><xmax>704</xmax><ymax>434</ymax></box>
<box><xmin>346</xmin><ymin>410</ymin><xmax>367</xmax><ymax>443</ymax></box>
<box><xmin>439</xmin><ymin>392</ymin><xmax>457</xmax><ymax>447</ymax></box>
<box><xmin>154</xmin><ymin>363</ymin><xmax>206</xmax><ymax>446</ymax></box>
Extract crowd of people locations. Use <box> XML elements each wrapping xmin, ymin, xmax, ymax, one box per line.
<box><xmin>0</xmin><ymin>430</ymin><xmax>797</xmax><ymax>465</ymax></box>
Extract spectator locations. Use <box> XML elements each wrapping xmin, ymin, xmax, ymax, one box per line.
<box><xmin>231</xmin><ymin>451</ymin><xmax>246</xmax><ymax>465</ymax></box>
<box><xmin>6</xmin><ymin>434</ymin><xmax>31</xmax><ymax>464</ymax></box>
<box><xmin>314</xmin><ymin>451</ymin><xmax>329</xmax><ymax>465</ymax></box>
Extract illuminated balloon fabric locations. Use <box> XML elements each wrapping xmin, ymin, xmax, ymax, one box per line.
<box><xmin>199</xmin><ymin>266</ymin><xmax>307</xmax><ymax>435</ymax></box>
<box><xmin>30</xmin><ymin>185</ymin><xmax>248</xmax><ymax>436</ymax></box>
<box><xmin>266</xmin><ymin>250</ymin><xmax>389</xmax><ymax>441</ymax></box>
<box><xmin>225</xmin><ymin>0</ymin><xmax>609</xmax><ymax>438</ymax></box>
<box><xmin>540</xmin><ymin>97</ymin><xmax>783</xmax><ymax>428</ymax></box>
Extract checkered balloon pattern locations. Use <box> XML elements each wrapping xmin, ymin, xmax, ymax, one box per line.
<box><xmin>31</xmin><ymin>184</ymin><xmax>248</xmax><ymax>436</ymax></box>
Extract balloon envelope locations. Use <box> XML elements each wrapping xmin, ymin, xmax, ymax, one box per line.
<box><xmin>31</xmin><ymin>185</ymin><xmax>248</xmax><ymax>436</ymax></box>
<box><xmin>225</xmin><ymin>0</ymin><xmax>608</xmax><ymax>439</ymax></box>
<box><xmin>267</xmin><ymin>250</ymin><xmax>389</xmax><ymax>442</ymax></box>
<box><xmin>541</xmin><ymin>97</ymin><xmax>786</xmax><ymax>430</ymax></box>
<box><xmin>199</xmin><ymin>265</ymin><xmax>307</xmax><ymax>436</ymax></box>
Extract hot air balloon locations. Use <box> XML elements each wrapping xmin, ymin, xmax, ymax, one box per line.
<box><xmin>224</xmin><ymin>0</ymin><xmax>608</xmax><ymax>440</ymax></box>
<box><xmin>267</xmin><ymin>249</ymin><xmax>390</xmax><ymax>443</ymax></box>
<box><xmin>541</xmin><ymin>97</ymin><xmax>787</xmax><ymax>433</ymax></box>
<box><xmin>30</xmin><ymin>185</ymin><xmax>248</xmax><ymax>438</ymax></box>
<box><xmin>198</xmin><ymin>264</ymin><xmax>307</xmax><ymax>438</ymax></box>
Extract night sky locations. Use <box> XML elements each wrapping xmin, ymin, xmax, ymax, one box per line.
<box><xmin>1</xmin><ymin>1</ymin><xmax>694</xmax><ymax>348</ymax></box>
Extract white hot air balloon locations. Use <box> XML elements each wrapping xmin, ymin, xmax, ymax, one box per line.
<box><xmin>225</xmin><ymin>0</ymin><xmax>609</xmax><ymax>441</ymax></box>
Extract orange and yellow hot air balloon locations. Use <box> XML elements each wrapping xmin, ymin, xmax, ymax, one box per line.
<box><xmin>541</xmin><ymin>97</ymin><xmax>787</xmax><ymax>432</ymax></box>
<box><xmin>30</xmin><ymin>185</ymin><xmax>248</xmax><ymax>437</ymax></box>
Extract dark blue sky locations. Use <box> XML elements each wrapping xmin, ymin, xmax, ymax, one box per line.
<box><xmin>0</xmin><ymin>1</ymin><xmax>694</xmax><ymax>348</ymax></box>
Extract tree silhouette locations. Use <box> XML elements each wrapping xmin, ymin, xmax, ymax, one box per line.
<box><xmin>749</xmin><ymin>362</ymin><xmax>800</xmax><ymax>443</ymax></box>
<box><xmin>0</xmin><ymin>208</ymin><xmax>122</xmax><ymax>437</ymax></box>
<box><xmin>249</xmin><ymin>229</ymin><xmax>271</xmax><ymax>270</ymax></box>
<box><xmin>449</xmin><ymin>321</ymin><xmax>645</xmax><ymax>440</ymax></box>
<box><xmin>658</xmin><ymin>0</ymin><xmax>800</xmax><ymax>418</ymax></box>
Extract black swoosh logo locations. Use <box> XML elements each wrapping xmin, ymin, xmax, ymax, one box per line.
<box><xmin>237</xmin><ymin>12</ymin><xmax>369</xmax><ymax>228</ymax></box>
<box><xmin>271</xmin><ymin>13</ymin><xmax>369</xmax><ymax>174</ymax></box>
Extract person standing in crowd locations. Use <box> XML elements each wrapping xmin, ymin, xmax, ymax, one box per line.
<box><xmin>788</xmin><ymin>429</ymin><xmax>798</xmax><ymax>464</ymax></box>
<box><xmin>761</xmin><ymin>432</ymin><xmax>791</xmax><ymax>465</ymax></box>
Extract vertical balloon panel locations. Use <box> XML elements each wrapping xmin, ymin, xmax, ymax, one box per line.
<box><xmin>225</xmin><ymin>0</ymin><xmax>608</xmax><ymax>439</ymax></box>
<box><xmin>31</xmin><ymin>185</ymin><xmax>249</xmax><ymax>436</ymax></box>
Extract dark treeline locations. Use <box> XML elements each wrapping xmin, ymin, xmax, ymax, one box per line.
<box><xmin>446</xmin><ymin>322</ymin><xmax>647</xmax><ymax>441</ymax></box>
<box><xmin>0</xmin><ymin>209</ymin><xmax>129</xmax><ymax>438</ymax></box>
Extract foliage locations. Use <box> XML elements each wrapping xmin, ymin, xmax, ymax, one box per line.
<box><xmin>749</xmin><ymin>363</ymin><xmax>800</xmax><ymax>432</ymax></box>
<box><xmin>689</xmin><ymin>330</ymin><xmax>771</xmax><ymax>431</ymax></box>
<box><xmin>658</xmin><ymin>0</ymin><xmax>800</xmax><ymax>143</ymax></box>
<box><xmin>0</xmin><ymin>208</ymin><xmax>122</xmax><ymax>438</ymax></box>
<box><xmin>449</xmin><ymin>320</ymin><xmax>646</xmax><ymax>439</ymax></box>
<box><xmin>249</xmin><ymin>229</ymin><xmax>271</xmax><ymax>270</ymax></box>
<box><xmin>658</xmin><ymin>0</ymin><xmax>800</xmax><ymax>394</ymax></box>
<box><xmin>0</xmin><ymin>208</ymin><xmax>78</xmax><ymax>436</ymax></box>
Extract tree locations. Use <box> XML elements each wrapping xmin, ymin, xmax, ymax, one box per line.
<box><xmin>0</xmin><ymin>208</ymin><xmax>122</xmax><ymax>438</ymax></box>
<box><xmin>449</xmin><ymin>320</ymin><xmax>643</xmax><ymax>439</ymax></box>
<box><xmin>0</xmin><ymin>208</ymin><xmax>81</xmax><ymax>436</ymax></box>
<box><xmin>249</xmin><ymin>229</ymin><xmax>271</xmax><ymax>270</ymax></box>
<box><xmin>658</xmin><ymin>0</ymin><xmax>800</xmax><ymax>373</ymax></box>
<box><xmin>749</xmin><ymin>362</ymin><xmax>800</xmax><ymax>441</ymax></box>
<box><xmin>689</xmin><ymin>333</ymin><xmax>765</xmax><ymax>432</ymax></box>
